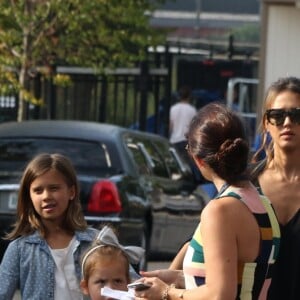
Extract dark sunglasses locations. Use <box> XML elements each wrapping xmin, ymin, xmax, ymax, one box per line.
<box><xmin>265</xmin><ymin>108</ymin><xmax>300</xmax><ymax>126</ymax></box>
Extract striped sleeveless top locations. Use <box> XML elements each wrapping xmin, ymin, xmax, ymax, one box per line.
<box><xmin>183</xmin><ymin>185</ymin><xmax>280</xmax><ymax>299</ymax></box>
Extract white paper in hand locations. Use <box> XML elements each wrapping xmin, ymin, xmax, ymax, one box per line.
<box><xmin>101</xmin><ymin>286</ymin><xmax>135</xmax><ymax>300</ymax></box>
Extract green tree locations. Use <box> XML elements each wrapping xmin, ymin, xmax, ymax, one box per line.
<box><xmin>0</xmin><ymin>0</ymin><xmax>165</xmax><ymax>121</ymax></box>
<box><xmin>231</xmin><ymin>24</ymin><xmax>260</xmax><ymax>43</ymax></box>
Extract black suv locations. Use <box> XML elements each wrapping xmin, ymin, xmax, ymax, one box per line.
<box><xmin>0</xmin><ymin>120</ymin><xmax>209</xmax><ymax>267</ymax></box>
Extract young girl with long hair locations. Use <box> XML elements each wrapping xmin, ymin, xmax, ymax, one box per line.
<box><xmin>0</xmin><ymin>153</ymin><xmax>97</xmax><ymax>299</ymax></box>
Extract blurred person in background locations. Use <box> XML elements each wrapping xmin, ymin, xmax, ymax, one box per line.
<box><xmin>169</xmin><ymin>85</ymin><xmax>197</xmax><ymax>163</ymax></box>
<box><xmin>169</xmin><ymin>85</ymin><xmax>205</xmax><ymax>183</ymax></box>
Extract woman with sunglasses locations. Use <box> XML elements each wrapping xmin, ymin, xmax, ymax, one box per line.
<box><xmin>251</xmin><ymin>76</ymin><xmax>300</xmax><ymax>299</ymax></box>
<box><xmin>134</xmin><ymin>102</ymin><xmax>280</xmax><ymax>300</ymax></box>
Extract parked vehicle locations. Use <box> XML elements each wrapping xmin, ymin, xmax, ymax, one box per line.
<box><xmin>226</xmin><ymin>77</ymin><xmax>259</xmax><ymax>151</ymax></box>
<box><xmin>0</xmin><ymin>120</ymin><xmax>210</xmax><ymax>268</ymax></box>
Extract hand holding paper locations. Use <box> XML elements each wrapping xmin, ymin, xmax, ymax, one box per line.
<box><xmin>101</xmin><ymin>286</ymin><xmax>135</xmax><ymax>300</ymax></box>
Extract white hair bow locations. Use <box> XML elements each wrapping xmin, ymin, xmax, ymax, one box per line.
<box><xmin>96</xmin><ymin>225</ymin><xmax>145</xmax><ymax>264</ymax></box>
<box><xmin>81</xmin><ymin>226</ymin><xmax>145</xmax><ymax>277</ymax></box>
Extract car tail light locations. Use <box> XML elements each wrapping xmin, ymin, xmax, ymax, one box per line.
<box><xmin>88</xmin><ymin>180</ymin><xmax>122</xmax><ymax>213</ymax></box>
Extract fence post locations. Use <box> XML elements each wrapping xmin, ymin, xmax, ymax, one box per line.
<box><xmin>139</xmin><ymin>60</ymin><xmax>148</xmax><ymax>131</ymax></box>
<box><xmin>153</xmin><ymin>51</ymin><xmax>161</xmax><ymax>134</ymax></box>
<box><xmin>48</xmin><ymin>65</ymin><xmax>57</xmax><ymax>119</ymax></box>
<box><xmin>99</xmin><ymin>75</ymin><xmax>107</xmax><ymax>122</ymax></box>
<box><xmin>32</xmin><ymin>73</ymin><xmax>41</xmax><ymax>119</ymax></box>
<box><xmin>164</xmin><ymin>46</ymin><xmax>172</xmax><ymax>138</ymax></box>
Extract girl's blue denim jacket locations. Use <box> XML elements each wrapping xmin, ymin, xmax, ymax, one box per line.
<box><xmin>0</xmin><ymin>227</ymin><xmax>97</xmax><ymax>300</ymax></box>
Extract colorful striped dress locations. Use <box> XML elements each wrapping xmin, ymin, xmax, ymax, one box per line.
<box><xmin>183</xmin><ymin>185</ymin><xmax>280</xmax><ymax>299</ymax></box>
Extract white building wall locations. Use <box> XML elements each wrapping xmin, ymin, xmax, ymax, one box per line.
<box><xmin>264</xmin><ymin>6</ymin><xmax>300</xmax><ymax>91</ymax></box>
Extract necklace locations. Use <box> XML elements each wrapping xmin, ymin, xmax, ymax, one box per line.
<box><xmin>216</xmin><ymin>182</ymin><xmax>230</xmax><ymax>197</ymax></box>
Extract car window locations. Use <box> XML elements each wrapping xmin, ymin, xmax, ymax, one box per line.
<box><xmin>0</xmin><ymin>138</ymin><xmax>114</xmax><ymax>174</ymax></box>
<box><xmin>141</xmin><ymin>140</ymin><xmax>169</xmax><ymax>178</ymax></box>
<box><xmin>124</xmin><ymin>135</ymin><xmax>169</xmax><ymax>178</ymax></box>
<box><xmin>126</xmin><ymin>142</ymin><xmax>151</xmax><ymax>175</ymax></box>
<box><xmin>151</xmin><ymin>140</ymin><xmax>184</xmax><ymax>180</ymax></box>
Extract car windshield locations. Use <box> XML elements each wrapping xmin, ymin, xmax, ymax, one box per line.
<box><xmin>0</xmin><ymin>138</ymin><xmax>115</xmax><ymax>175</ymax></box>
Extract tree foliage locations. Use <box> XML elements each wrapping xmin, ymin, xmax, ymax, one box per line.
<box><xmin>0</xmin><ymin>0</ymin><xmax>166</xmax><ymax>121</ymax></box>
<box><xmin>231</xmin><ymin>24</ymin><xmax>260</xmax><ymax>43</ymax></box>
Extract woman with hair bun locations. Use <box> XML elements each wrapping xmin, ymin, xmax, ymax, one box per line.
<box><xmin>134</xmin><ymin>103</ymin><xmax>280</xmax><ymax>300</ymax></box>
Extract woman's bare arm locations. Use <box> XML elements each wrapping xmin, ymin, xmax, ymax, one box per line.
<box><xmin>168</xmin><ymin>241</ymin><xmax>189</xmax><ymax>270</ymax></box>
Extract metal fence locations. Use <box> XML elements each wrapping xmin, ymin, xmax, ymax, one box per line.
<box><xmin>0</xmin><ymin>95</ymin><xmax>17</xmax><ymax>123</ymax></box>
<box><xmin>0</xmin><ymin>53</ymin><xmax>172</xmax><ymax>137</ymax></box>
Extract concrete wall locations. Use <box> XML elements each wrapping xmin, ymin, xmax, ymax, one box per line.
<box><xmin>264</xmin><ymin>5</ymin><xmax>300</xmax><ymax>89</ymax></box>
<box><xmin>257</xmin><ymin>0</ymin><xmax>300</xmax><ymax>121</ymax></box>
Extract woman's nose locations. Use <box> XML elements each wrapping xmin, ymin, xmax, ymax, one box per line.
<box><xmin>283</xmin><ymin>115</ymin><xmax>292</xmax><ymax>125</ymax></box>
